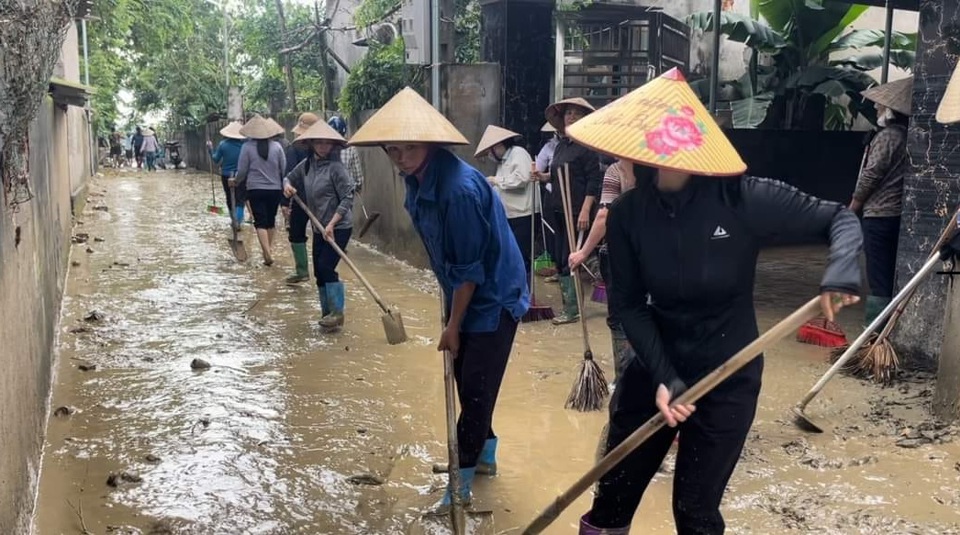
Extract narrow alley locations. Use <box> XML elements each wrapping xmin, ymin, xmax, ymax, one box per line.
<box><xmin>36</xmin><ymin>168</ymin><xmax>960</xmax><ymax>534</ymax></box>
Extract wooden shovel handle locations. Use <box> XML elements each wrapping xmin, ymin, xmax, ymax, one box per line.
<box><xmin>522</xmin><ymin>297</ymin><xmax>821</xmax><ymax>535</ymax></box>
<box><xmin>292</xmin><ymin>195</ymin><xmax>393</xmax><ymax>316</ymax></box>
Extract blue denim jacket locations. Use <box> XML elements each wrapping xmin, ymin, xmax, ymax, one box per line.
<box><xmin>210</xmin><ymin>138</ymin><xmax>244</xmax><ymax>177</ymax></box>
<box><xmin>404</xmin><ymin>149</ymin><xmax>529</xmax><ymax>333</ymax></box>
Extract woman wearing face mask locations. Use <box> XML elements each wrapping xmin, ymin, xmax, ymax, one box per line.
<box><xmin>475</xmin><ymin>126</ymin><xmax>536</xmax><ymax>283</ymax></box>
<box><xmin>849</xmin><ymin>77</ymin><xmax>912</xmax><ymax>325</ymax></box>
<box><xmin>542</xmin><ymin>97</ymin><xmax>603</xmax><ymax>325</ymax></box>
<box><xmin>567</xmin><ymin>69</ymin><xmax>862</xmax><ymax>535</ymax></box>
<box><xmin>282</xmin><ymin>120</ymin><xmax>354</xmax><ymax>332</ymax></box>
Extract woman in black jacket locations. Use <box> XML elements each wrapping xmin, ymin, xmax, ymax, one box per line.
<box><xmin>567</xmin><ymin>69</ymin><xmax>863</xmax><ymax>535</ymax></box>
<box><xmin>540</xmin><ymin>97</ymin><xmax>603</xmax><ymax>325</ymax></box>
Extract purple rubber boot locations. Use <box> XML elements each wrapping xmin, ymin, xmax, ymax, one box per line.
<box><xmin>579</xmin><ymin>513</ymin><xmax>630</xmax><ymax>535</ymax></box>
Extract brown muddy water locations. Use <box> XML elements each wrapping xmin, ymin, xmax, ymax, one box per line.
<box><xmin>34</xmin><ymin>169</ymin><xmax>960</xmax><ymax>534</ymax></box>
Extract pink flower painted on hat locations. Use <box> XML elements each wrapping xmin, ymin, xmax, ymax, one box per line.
<box><xmin>644</xmin><ymin>129</ymin><xmax>677</xmax><ymax>157</ymax></box>
<box><xmin>661</xmin><ymin>115</ymin><xmax>703</xmax><ymax>151</ymax></box>
<box><xmin>680</xmin><ymin>105</ymin><xmax>695</xmax><ymax>116</ymax></box>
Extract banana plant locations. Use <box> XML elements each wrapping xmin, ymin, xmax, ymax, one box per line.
<box><xmin>688</xmin><ymin>0</ymin><xmax>916</xmax><ymax>130</ymax></box>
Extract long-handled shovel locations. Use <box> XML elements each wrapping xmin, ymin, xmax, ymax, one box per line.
<box><xmin>292</xmin><ymin>195</ymin><xmax>407</xmax><ymax>345</ymax></box>
<box><xmin>522</xmin><ymin>296</ymin><xmax>823</xmax><ymax>535</ymax></box>
<box><xmin>227</xmin><ymin>185</ymin><xmax>248</xmax><ymax>262</ymax></box>
<box><xmin>356</xmin><ymin>191</ymin><xmax>381</xmax><ymax>239</ymax></box>
<box><xmin>558</xmin><ymin>164</ymin><xmax>608</xmax><ymax>412</ymax></box>
<box><xmin>793</xmin><ymin>251</ymin><xmax>946</xmax><ymax>433</ymax></box>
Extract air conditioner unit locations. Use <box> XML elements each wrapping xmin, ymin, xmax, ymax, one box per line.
<box><xmin>401</xmin><ymin>0</ymin><xmax>430</xmax><ymax>65</ymax></box>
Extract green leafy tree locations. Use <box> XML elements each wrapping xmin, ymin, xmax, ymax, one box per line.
<box><xmin>688</xmin><ymin>0</ymin><xmax>916</xmax><ymax>130</ymax></box>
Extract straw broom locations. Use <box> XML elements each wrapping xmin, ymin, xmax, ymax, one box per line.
<box><xmin>558</xmin><ymin>164</ymin><xmax>609</xmax><ymax>411</ymax></box>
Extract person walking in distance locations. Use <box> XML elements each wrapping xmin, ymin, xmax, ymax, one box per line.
<box><xmin>234</xmin><ymin>115</ymin><xmax>287</xmax><ymax>266</ymax></box>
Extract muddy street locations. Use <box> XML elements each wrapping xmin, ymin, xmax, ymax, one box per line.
<box><xmin>35</xmin><ymin>168</ymin><xmax>960</xmax><ymax>534</ymax></box>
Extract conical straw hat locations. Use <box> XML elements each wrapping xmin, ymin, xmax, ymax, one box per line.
<box><xmin>475</xmin><ymin>125</ymin><xmax>521</xmax><ymax>157</ymax></box>
<box><xmin>240</xmin><ymin>114</ymin><xmax>277</xmax><ymax>140</ymax></box>
<box><xmin>541</xmin><ymin>122</ymin><xmax>556</xmax><ymax>133</ymax></box>
<box><xmin>349</xmin><ymin>87</ymin><xmax>469</xmax><ymax>146</ymax></box>
<box><xmin>294</xmin><ymin>120</ymin><xmax>347</xmax><ymax>145</ymax></box>
<box><xmin>862</xmin><ymin>76</ymin><xmax>913</xmax><ymax>116</ymax></box>
<box><xmin>545</xmin><ymin>97</ymin><xmax>595</xmax><ymax>132</ymax></box>
<box><xmin>566</xmin><ymin>68</ymin><xmax>746</xmax><ymax>177</ymax></box>
<box><xmin>265</xmin><ymin>117</ymin><xmax>286</xmax><ymax>137</ymax></box>
<box><xmin>937</xmin><ymin>63</ymin><xmax>960</xmax><ymax>124</ymax></box>
<box><xmin>142</xmin><ymin>128</ymin><xmax>155</xmax><ymax>136</ymax></box>
<box><xmin>292</xmin><ymin>112</ymin><xmax>320</xmax><ymax>135</ymax></box>
<box><xmin>219</xmin><ymin>121</ymin><xmax>245</xmax><ymax>140</ymax></box>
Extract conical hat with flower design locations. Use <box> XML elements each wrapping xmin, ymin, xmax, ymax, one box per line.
<box><xmin>566</xmin><ymin>68</ymin><xmax>746</xmax><ymax>176</ymax></box>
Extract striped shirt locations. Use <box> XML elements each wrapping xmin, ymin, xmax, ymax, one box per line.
<box><xmin>341</xmin><ymin>146</ymin><xmax>364</xmax><ymax>189</ymax></box>
<box><xmin>600</xmin><ymin>161</ymin><xmax>637</xmax><ymax>206</ymax></box>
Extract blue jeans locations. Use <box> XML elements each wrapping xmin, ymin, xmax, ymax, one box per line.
<box><xmin>144</xmin><ymin>151</ymin><xmax>156</xmax><ymax>171</ymax></box>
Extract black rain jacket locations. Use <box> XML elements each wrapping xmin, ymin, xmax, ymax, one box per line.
<box><xmin>607</xmin><ymin>175</ymin><xmax>862</xmax><ymax>392</ymax></box>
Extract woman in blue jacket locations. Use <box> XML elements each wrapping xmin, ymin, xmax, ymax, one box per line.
<box><xmin>207</xmin><ymin>121</ymin><xmax>247</xmax><ymax>224</ymax></box>
<box><xmin>350</xmin><ymin>87</ymin><xmax>530</xmax><ymax>506</ymax></box>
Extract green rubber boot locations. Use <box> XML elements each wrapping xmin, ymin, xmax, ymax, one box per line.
<box><xmin>319</xmin><ymin>282</ymin><xmax>345</xmax><ymax>332</ymax></box>
<box><xmin>865</xmin><ymin>295</ymin><xmax>891</xmax><ymax>327</ymax></box>
<box><xmin>552</xmin><ymin>275</ymin><xmax>580</xmax><ymax>325</ymax></box>
<box><xmin>285</xmin><ymin>242</ymin><xmax>310</xmax><ymax>284</ymax></box>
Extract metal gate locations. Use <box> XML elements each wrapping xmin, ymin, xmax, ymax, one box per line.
<box><xmin>559</xmin><ymin>5</ymin><xmax>690</xmax><ymax>108</ymax></box>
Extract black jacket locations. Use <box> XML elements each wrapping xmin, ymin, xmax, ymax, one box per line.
<box><xmin>607</xmin><ymin>175</ymin><xmax>862</xmax><ymax>391</ymax></box>
<box><xmin>547</xmin><ymin>137</ymin><xmax>602</xmax><ymax>216</ymax></box>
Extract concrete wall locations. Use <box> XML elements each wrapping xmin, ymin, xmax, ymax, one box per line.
<box><xmin>0</xmin><ymin>23</ymin><xmax>89</xmax><ymax>533</ymax></box>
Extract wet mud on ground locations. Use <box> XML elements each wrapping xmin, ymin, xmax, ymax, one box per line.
<box><xmin>34</xmin><ymin>169</ymin><xmax>960</xmax><ymax>534</ymax></box>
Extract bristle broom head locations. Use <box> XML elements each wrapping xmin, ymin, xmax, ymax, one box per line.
<box><xmin>522</xmin><ymin>305</ymin><xmax>555</xmax><ymax>323</ymax></box>
<box><xmin>797</xmin><ymin>318</ymin><xmax>848</xmax><ymax>347</ymax></box>
<box><xmin>565</xmin><ymin>358</ymin><xmax>610</xmax><ymax>412</ymax></box>
<box><xmin>830</xmin><ymin>334</ymin><xmax>899</xmax><ymax>384</ymax></box>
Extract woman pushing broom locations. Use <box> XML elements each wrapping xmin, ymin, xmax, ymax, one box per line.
<box><xmin>564</xmin><ymin>69</ymin><xmax>863</xmax><ymax>534</ymax></box>
<box><xmin>349</xmin><ymin>88</ymin><xmax>529</xmax><ymax>506</ymax></box>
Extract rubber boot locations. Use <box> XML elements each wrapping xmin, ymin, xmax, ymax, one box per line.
<box><xmin>319</xmin><ymin>282</ymin><xmax>345</xmax><ymax>331</ymax></box>
<box><xmin>235</xmin><ymin>205</ymin><xmax>245</xmax><ymax>226</ymax></box>
<box><xmin>439</xmin><ymin>467</ymin><xmax>476</xmax><ymax>507</ymax></box>
<box><xmin>552</xmin><ymin>275</ymin><xmax>580</xmax><ymax>325</ymax></box>
<box><xmin>579</xmin><ymin>513</ymin><xmax>630</xmax><ymax>534</ymax></box>
<box><xmin>865</xmin><ymin>295</ymin><xmax>891</xmax><ymax>327</ymax></box>
<box><xmin>317</xmin><ymin>285</ymin><xmax>330</xmax><ymax>319</ymax></box>
<box><xmin>285</xmin><ymin>243</ymin><xmax>310</xmax><ymax>284</ymax></box>
<box><xmin>432</xmin><ymin>438</ymin><xmax>497</xmax><ymax>475</ymax></box>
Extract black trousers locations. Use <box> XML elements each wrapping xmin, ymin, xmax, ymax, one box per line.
<box><xmin>313</xmin><ymin>228</ymin><xmax>351</xmax><ymax>284</ymax></box>
<box><xmin>590</xmin><ymin>359</ymin><xmax>761</xmax><ymax>533</ymax></box>
<box><xmin>454</xmin><ymin>310</ymin><xmax>518</xmax><ymax>468</ymax></box>
<box><xmin>220</xmin><ymin>176</ymin><xmax>247</xmax><ymax>213</ymax></box>
<box><xmin>508</xmin><ymin>215</ymin><xmax>533</xmax><ymax>280</ymax></box>
<box><xmin>550</xmin><ymin>210</ymin><xmax>572</xmax><ymax>276</ymax></box>
<box><xmin>862</xmin><ymin>216</ymin><xmax>901</xmax><ymax>298</ymax></box>
<box><xmin>288</xmin><ymin>199</ymin><xmax>310</xmax><ymax>244</ymax></box>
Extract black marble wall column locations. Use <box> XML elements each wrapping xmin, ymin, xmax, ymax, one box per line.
<box><xmin>480</xmin><ymin>0</ymin><xmax>554</xmax><ymax>152</ymax></box>
<box><xmin>893</xmin><ymin>0</ymin><xmax>960</xmax><ymax>367</ymax></box>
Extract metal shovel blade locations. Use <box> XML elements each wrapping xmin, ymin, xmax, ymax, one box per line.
<box><xmin>358</xmin><ymin>212</ymin><xmax>381</xmax><ymax>239</ymax></box>
<box><xmin>228</xmin><ymin>229</ymin><xmax>248</xmax><ymax>262</ymax></box>
<box><xmin>382</xmin><ymin>310</ymin><xmax>408</xmax><ymax>345</ymax></box>
<box><xmin>791</xmin><ymin>405</ymin><xmax>824</xmax><ymax>434</ymax></box>
<box><xmin>410</xmin><ymin>505</ymin><xmax>495</xmax><ymax>535</ymax></box>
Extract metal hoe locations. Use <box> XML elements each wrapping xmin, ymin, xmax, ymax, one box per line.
<box><xmin>356</xmin><ymin>191</ymin><xmax>381</xmax><ymax>239</ymax></box>
<box><xmin>292</xmin><ymin>195</ymin><xmax>407</xmax><ymax>344</ymax></box>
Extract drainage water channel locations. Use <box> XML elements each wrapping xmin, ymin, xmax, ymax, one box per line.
<box><xmin>35</xmin><ymin>169</ymin><xmax>960</xmax><ymax>534</ymax></box>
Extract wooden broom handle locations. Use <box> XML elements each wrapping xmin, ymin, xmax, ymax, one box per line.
<box><xmin>292</xmin><ymin>195</ymin><xmax>393</xmax><ymax>315</ymax></box>
<box><xmin>558</xmin><ymin>165</ymin><xmax>592</xmax><ymax>353</ymax></box>
<box><xmin>873</xmin><ymin>204</ymin><xmax>960</xmax><ymax>342</ymax></box>
<box><xmin>522</xmin><ymin>296</ymin><xmax>822</xmax><ymax>535</ymax></box>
